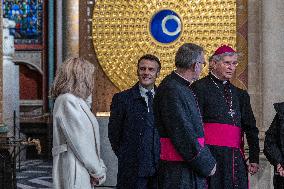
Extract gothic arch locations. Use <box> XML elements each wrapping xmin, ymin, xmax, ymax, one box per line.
<box><xmin>14</xmin><ymin>61</ymin><xmax>43</xmax><ymax>75</ymax></box>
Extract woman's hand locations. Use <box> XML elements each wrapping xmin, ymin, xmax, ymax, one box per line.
<box><xmin>248</xmin><ymin>163</ymin><xmax>260</xmax><ymax>175</ymax></box>
<box><xmin>90</xmin><ymin>175</ymin><xmax>105</xmax><ymax>186</ymax></box>
<box><xmin>276</xmin><ymin>164</ymin><xmax>284</xmax><ymax>177</ymax></box>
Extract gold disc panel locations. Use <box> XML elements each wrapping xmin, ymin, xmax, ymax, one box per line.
<box><xmin>92</xmin><ymin>0</ymin><xmax>236</xmax><ymax>91</ymax></box>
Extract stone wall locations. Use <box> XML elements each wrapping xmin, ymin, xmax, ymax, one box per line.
<box><xmin>248</xmin><ymin>0</ymin><xmax>263</xmax><ymax>138</ymax></box>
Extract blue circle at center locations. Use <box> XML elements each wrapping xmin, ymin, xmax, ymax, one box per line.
<box><xmin>150</xmin><ymin>10</ymin><xmax>182</xmax><ymax>44</ymax></box>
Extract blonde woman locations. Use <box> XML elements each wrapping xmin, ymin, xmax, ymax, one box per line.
<box><xmin>50</xmin><ymin>57</ymin><xmax>106</xmax><ymax>189</ymax></box>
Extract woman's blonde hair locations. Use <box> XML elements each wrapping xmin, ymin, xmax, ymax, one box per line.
<box><xmin>50</xmin><ymin>57</ymin><xmax>95</xmax><ymax>100</ymax></box>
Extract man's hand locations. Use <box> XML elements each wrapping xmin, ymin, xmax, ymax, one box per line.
<box><xmin>209</xmin><ymin>164</ymin><xmax>217</xmax><ymax>176</ymax></box>
<box><xmin>248</xmin><ymin>163</ymin><xmax>259</xmax><ymax>175</ymax></box>
<box><xmin>276</xmin><ymin>164</ymin><xmax>284</xmax><ymax>177</ymax></box>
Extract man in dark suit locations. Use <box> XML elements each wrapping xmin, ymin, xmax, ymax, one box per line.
<box><xmin>264</xmin><ymin>102</ymin><xmax>284</xmax><ymax>189</ymax></box>
<box><xmin>108</xmin><ymin>54</ymin><xmax>161</xmax><ymax>189</ymax></box>
<box><xmin>154</xmin><ymin>43</ymin><xmax>216</xmax><ymax>189</ymax></box>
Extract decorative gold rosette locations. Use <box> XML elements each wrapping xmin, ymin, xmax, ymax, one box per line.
<box><xmin>92</xmin><ymin>0</ymin><xmax>237</xmax><ymax>91</ymax></box>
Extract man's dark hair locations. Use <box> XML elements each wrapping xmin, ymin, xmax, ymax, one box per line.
<box><xmin>138</xmin><ymin>54</ymin><xmax>161</xmax><ymax>71</ymax></box>
<box><xmin>175</xmin><ymin>43</ymin><xmax>204</xmax><ymax>69</ymax></box>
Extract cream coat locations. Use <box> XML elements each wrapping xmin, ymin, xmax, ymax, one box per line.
<box><xmin>52</xmin><ymin>93</ymin><xmax>106</xmax><ymax>189</ymax></box>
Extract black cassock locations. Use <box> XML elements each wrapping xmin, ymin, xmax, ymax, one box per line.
<box><xmin>191</xmin><ymin>73</ymin><xmax>260</xmax><ymax>189</ymax></box>
<box><xmin>154</xmin><ymin>72</ymin><xmax>216</xmax><ymax>189</ymax></box>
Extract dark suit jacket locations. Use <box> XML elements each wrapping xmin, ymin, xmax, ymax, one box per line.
<box><xmin>264</xmin><ymin>102</ymin><xmax>284</xmax><ymax>188</ymax></box>
<box><xmin>264</xmin><ymin>102</ymin><xmax>284</xmax><ymax>167</ymax></box>
<box><xmin>108</xmin><ymin>83</ymin><xmax>160</xmax><ymax>186</ymax></box>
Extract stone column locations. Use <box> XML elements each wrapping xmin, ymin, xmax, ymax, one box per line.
<box><xmin>262</xmin><ymin>0</ymin><xmax>284</xmax><ymax>130</ymax></box>
<box><xmin>0</xmin><ymin>0</ymin><xmax>3</xmax><ymax>132</ymax></box>
<box><xmin>62</xmin><ymin>0</ymin><xmax>80</xmax><ymax>61</ymax></box>
<box><xmin>2</xmin><ymin>18</ymin><xmax>19</xmax><ymax>136</ymax></box>
<box><xmin>48</xmin><ymin>0</ymin><xmax>55</xmax><ymax>110</ymax></box>
<box><xmin>0</xmin><ymin>4</ymin><xmax>15</xmax><ymax>188</ymax></box>
<box><xmin>56</xmin><ymin>0</ymin><xmax>63</xmax><ymax>67</ymax></box>
<box><xmin>248</xmin><ymin>0</ymin><xmax>262</xmax><ymax>138</ymax></box>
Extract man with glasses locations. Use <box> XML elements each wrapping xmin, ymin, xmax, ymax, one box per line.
<box><xmin>191</xmin><ymin>45</ymin><xmax>260</xmax><ymax>189</ymax></box>
<box><xmin>154</xmin><ymin>43</ymin><xmax>216</xmax><ymax>189</ymax></box>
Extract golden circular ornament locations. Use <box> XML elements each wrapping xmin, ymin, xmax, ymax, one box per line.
<box><xmin>92</xmin><ymin>0</ymin><xmax>237</xmax><ymax>91</ymax></box>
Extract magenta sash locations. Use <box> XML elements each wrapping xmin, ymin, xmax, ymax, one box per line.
<box><xmin>160</xmin><ymin>137</ymin><xmax>205</xmax><ymax>161</ymax></box>
<box><xmin>204</xmin><ymin>123</ymin><xmax>241</xmax><ymax>148</ymax></box>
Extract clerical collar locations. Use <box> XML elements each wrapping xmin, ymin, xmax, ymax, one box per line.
<box><xmin>174</xmin><ymin>71</ymin><xmax>192</xmax><ymax>85</ymax></box>
<box><xmin>210</xmin><ymin>72</ymin><xmax>228</xmax><ymax>85</ymax></box>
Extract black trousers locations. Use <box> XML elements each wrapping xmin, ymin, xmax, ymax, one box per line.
<box><xmin>117</xmin><ymin>175</ymin><xmax>158</xmax><ymax>189</ymax></box>
<box><xmin>136</xmin><ymin>175</ymin><xmax>158</xmax><ymax>189</ymax></box>
<box><xmin>274</xmin><ymin>175</ymin><xmax>284</xmax><ymax>189</ymax></box>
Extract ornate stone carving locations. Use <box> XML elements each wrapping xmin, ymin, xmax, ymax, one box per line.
<box><xmin>13</xmin><ymin>51</ymin><xmax>43</xmax><ymax>72</ymax></box>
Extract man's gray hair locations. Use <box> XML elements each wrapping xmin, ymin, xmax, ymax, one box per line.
<box><xmin>175</xmin><ymin>43</ymin><xmax>204</xmax><ymax>69</ymax></box>
<box><xmin>212</xmin><ymin>52</ymin><xmax>238</xmax><ymax>62</ymax></box>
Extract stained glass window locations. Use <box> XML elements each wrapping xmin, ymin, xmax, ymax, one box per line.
<box><xmin>2</xmin><ymin>0</ymin><xmax>43</xmax><ymax>46</ymax></box>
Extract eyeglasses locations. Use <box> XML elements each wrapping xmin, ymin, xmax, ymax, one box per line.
<box><xmin>222</xmin><ymin>61</ymin><xmax>238</xmax><ymax>67</ymax></box>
